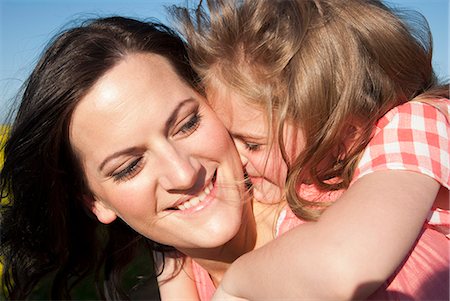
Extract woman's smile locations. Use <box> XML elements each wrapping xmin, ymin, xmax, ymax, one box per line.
<box><xmin>70</xmin><ymin>53</ymin><xmax>248</xmax><ymax>249</ymax></box>
<box><xmin>169</xmin><ymin>170</ymin><xmax>217</xmax><ymax>212</ymax></box>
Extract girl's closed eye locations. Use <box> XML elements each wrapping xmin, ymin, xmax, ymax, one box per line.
<box><xmin>244</xmin><ymin>141</ymin><xmax>262</xmax><ymax>152</ymax></box>
<box><xmin>112</xmin><ymin>157</ymin><xmax>143</xmax><ymax>182</ymax></box>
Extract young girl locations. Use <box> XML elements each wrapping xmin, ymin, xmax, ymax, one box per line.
<box><xmin>173</xmin><ymin>0</ymin><xmax>449</xmax><ymax>299</ymax></box>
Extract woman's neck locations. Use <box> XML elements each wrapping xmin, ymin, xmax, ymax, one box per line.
<box><xmin>182</xmin><ymin>198</ymin><xmax>285</xmax><ymax>286</ymax></box>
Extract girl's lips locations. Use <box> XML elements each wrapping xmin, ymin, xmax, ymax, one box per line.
<box><xmin>249</xmin><ymin>176</ymin><xmax>264</xmax><ymax>185</ymax></box>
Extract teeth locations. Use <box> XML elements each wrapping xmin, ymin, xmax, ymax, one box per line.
<box><xmin>190</xmin><ymin>197</ymin><xmax>200</xmax><ymax>207</ymax></box>
<box><xmin>176</xmin><ymin>181</ymin><xmax>214</xmax><ymax>211</ymax></box>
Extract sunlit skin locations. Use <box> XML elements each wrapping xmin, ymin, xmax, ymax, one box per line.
<box><xmin>207</xmin><ymin>79</ymin><xmax>304</xmax><ymax>204</ymax></box>
<box><xmin>70</xmin><ymin>53</ymin><xmax>252</xmax><ymax>255</ymax></box>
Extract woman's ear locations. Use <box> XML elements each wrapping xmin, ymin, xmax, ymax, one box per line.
<box><xmin>85</xmin><ymin>196</ymin><xmax>117</xmax><ymax>224</ymax></box>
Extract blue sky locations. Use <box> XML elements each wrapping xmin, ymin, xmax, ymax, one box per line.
<box><xmin>0</xmin><ymin>0</ymin><xmax>449</xmax><ymax>123</ymax></box>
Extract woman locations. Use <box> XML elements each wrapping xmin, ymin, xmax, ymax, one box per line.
<box><xmin>0</xmin><ymin>16</ymin><xmax>280</xmax><ymax>300</ymax></box>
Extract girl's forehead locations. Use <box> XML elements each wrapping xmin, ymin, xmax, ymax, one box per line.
<box><xmin>209</xmin><ymin>86</ymin><xmax>266</xmax><ymax>121</ymax></box>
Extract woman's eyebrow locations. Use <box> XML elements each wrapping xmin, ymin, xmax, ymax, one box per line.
<box><xmin>98</xmin><ymin>97</ymin><xmax>197</xmax><ymax>172</ymax></box>
<box><xmin>164</xmin><ymin>97</ymin><xmax>196</xmax><ymax>134</ymax></box>
<box><xmin>98</xmin><ymin>147</ymin><xmax>140</xmax><ymax>172</ymax></box>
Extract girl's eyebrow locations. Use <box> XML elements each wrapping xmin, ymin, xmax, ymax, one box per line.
<box><xmin>231</xmin><ymin>132</ymin><xmax>266</xmax><ymax>142</ymax></box>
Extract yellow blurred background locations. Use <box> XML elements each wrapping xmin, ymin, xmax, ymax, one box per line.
<box><xmin>0</xmin><ymin>125</ymin><xmax>7</xmax><ymax>287</ymax></box>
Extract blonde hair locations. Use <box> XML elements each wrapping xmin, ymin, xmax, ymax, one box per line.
<box><xmin>172</xmin><ymin>0</ymin><xmax>448</xmax><ymax>221</ymax></box>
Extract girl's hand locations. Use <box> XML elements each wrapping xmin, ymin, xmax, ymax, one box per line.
<box><xmin>212</xmin><ymin>283</ymin><xmax>248</xmax><ymax>301</ymax></box>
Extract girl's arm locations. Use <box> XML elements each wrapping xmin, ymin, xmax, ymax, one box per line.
<box><xmin>213</xmin><ymin>170</ymin><xmax>440</xmax><ymax>300</ymax></box>
<box><xmin>154</xmin><ymin>252</ymin><xmax>200</xmax><ymax>300</ymax></box>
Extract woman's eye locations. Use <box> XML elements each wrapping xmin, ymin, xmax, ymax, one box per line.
<box><xmin>178</xmin><ymin>112</ymin><xmax>202</xmax><ymax>135</ymax></box>
<box><xmin>244</xmin><ymin>142</ymin><xmax>261</xmax><ymax>152</ymax></box>
<box><xmin>112</xmin><ymin>157</ymin><xmax>143</xmax><ymax>182</ymax></box>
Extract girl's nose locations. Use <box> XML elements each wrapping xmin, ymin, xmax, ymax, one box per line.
<box><xmin>234</xmin><ymin>140</ymin><xmax>249</xmax><ymax>167</ymax></box>
<box><xmin>239</xmin><ymin>152</ymin><xmax>249</xmax><ymax>167</ymax></box>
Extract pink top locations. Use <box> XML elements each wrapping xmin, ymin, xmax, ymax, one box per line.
<box><xmin>192</xmin><ymin>99</ymin><xmax>450</xmax><ymax>300</ymax></box>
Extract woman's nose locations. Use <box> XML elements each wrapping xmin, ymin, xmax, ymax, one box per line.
<box><xmin>157</xmin><ymin>149</ymin><xmax>200</xmax><ymax>192</ymax></box>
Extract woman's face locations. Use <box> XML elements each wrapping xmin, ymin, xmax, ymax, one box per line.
<box><xmin>207</xmin><ymin>80</ymin><xmax>304</xmax><ymax>203</ymax></box>
<box><xmin>70</xmin><ymin>53</ymin><xmax>246</xmax><ymax>250</ymax></box>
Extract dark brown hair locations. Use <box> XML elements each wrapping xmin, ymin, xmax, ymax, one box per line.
<box><xmin>0</xmin><ymin>16</ymin><xmax>197</xmax><ymax>299</ymax></box>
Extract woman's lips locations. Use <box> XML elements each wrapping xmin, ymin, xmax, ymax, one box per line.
<box><xmin>175</xmin><ymin>180</ymin><xmax>214</xmax><ymax>210</ymax></box>
<box><xmin>167</xmin><ymin>170</ymin><xmax>217</xmax><ymax>212</ymax></box>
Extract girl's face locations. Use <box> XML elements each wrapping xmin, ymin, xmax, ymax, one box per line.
<box><xmin>207</xmin><ymin>80</ymin><xmax>304</xmax><ymax>203</ymax></box>
<box><xmin>70</xmin><ymin>54</ymin><xmax>246</xmax><ymax>250</ymax></box>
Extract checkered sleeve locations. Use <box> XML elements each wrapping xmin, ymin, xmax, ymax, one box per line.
<box><xmin>354</xmin><ymin>99</ymin><xmax>450</xmax><ymax>189</ymax></box>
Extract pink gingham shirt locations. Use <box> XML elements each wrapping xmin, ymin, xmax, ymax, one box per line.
<box><xmin>354</xmin><ymin>99</ymin><xmax>449</xmax><ymax>235</ymax></box>
<box><xmin>192</xmin><ymin>99</ymin><xmax>450</xmax><ymax>300</ymax></box>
